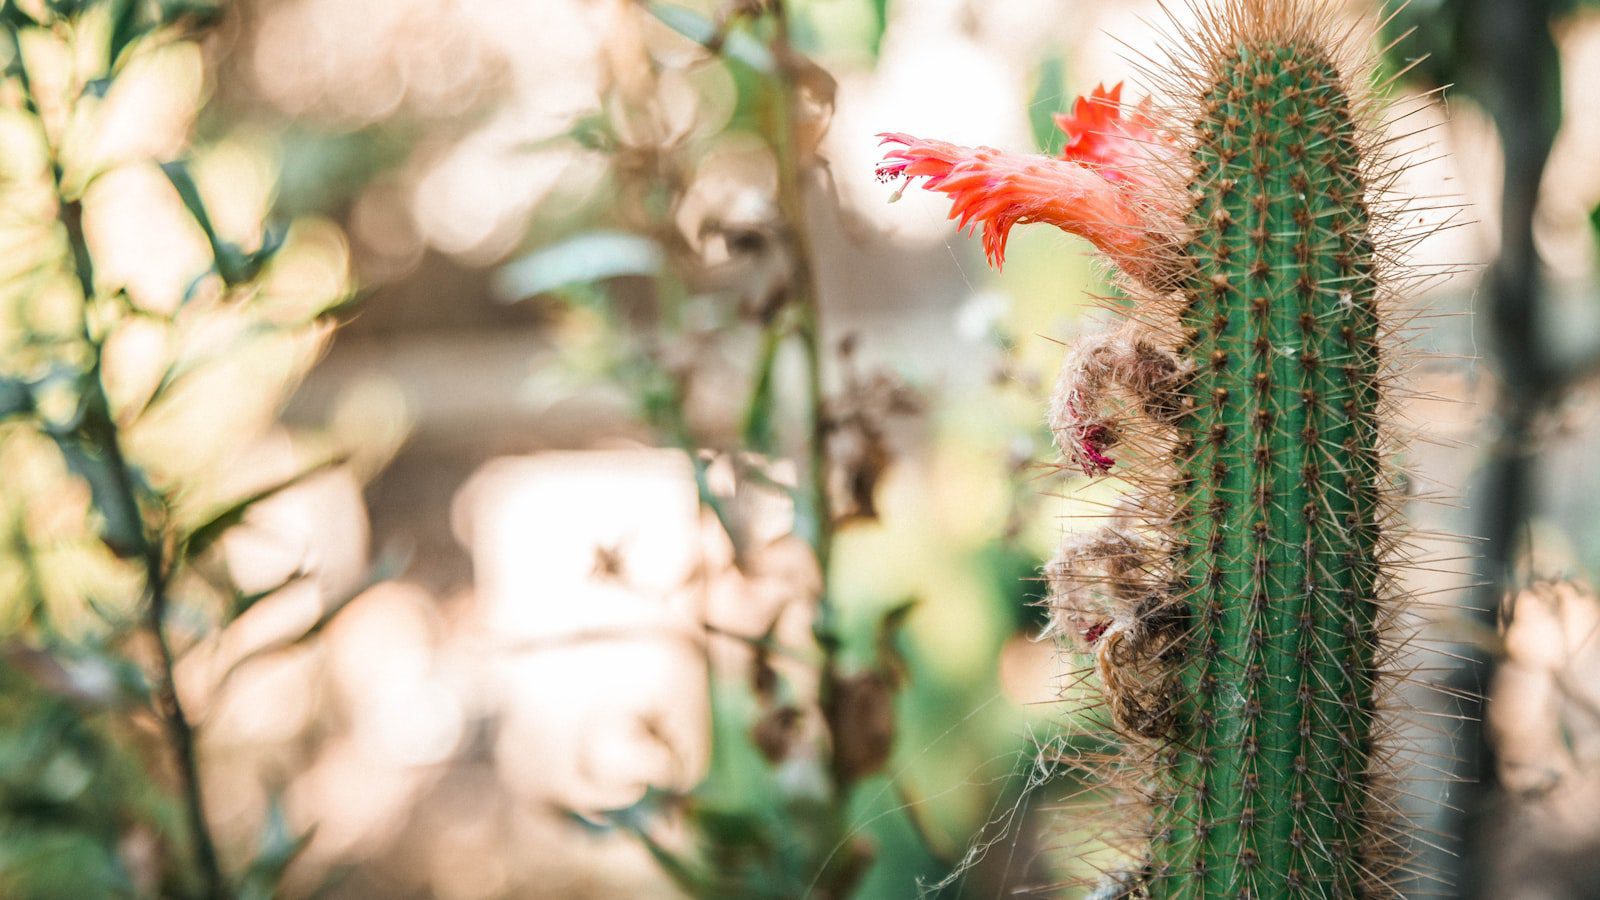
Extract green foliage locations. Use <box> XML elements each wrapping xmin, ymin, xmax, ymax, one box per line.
<box><xmin>0</xmin><ymin>661</ymin><xmax>170</xmax><ymax>899</ymax></box>
<box><xmin>161</xmin><ymin>161</ymin><xmax>286</xmax><ymax>289</ymax></box>
<box><xmin>505</xmin><ymin>3</ymin><xmax>1051</xmax><ymax>896</ymax></box>
<box><xmin>0</xmin><ymin>2</ymin><xmax>366</xmax><ymax>896</ymax></box>
<box><xmin>1378</xmin><ymin>0</ymin><xmax>1563</xmax><ymax>149</ymax></box>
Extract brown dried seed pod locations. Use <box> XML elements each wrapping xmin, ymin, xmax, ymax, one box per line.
<box><xmin>1048</xmin><ymin>325</ymin><xmax>1188</xmax><ymax>476</ymax></box>
<box><xmin>1046</xmin><ymin>525</ymin><xmax>1187</xmax><ymax>738</ymax></box>
<box><xmin>1045</xmin><ymin>528</ymin><xmax>1155</xmax><ymax>647</ymax></box>
<box><xmin>1096</xmin><ymin>597</ymin><xmax>1186</xmax><ymax>739</ymax></box>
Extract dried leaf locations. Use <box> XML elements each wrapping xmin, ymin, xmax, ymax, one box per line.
<box><xmin>827</xmin><ymin>671</ymin><xmax>896</xmax><ymax>784</ymax></box>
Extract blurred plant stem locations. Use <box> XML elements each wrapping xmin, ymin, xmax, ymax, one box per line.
<box><xmin>6</xmin><ymin>22</ymin><xmax>226</xmax><ymax>899</ymax></box>
<box><xmin>762</xmin><ymin>2</ymin><xmax>852</xmax><ymax>797</ymax></box>
<box><xmin>1449</xmin><ymin>2</ymin><xmax>1561</xmax><ymax>895</ymax></box>
<box><xmin>1401</xmin><ymin>0</ymin><xmax>1600</xmax><ymax>894</ymax></box>
<box><xmin>548</xmin><ymin>3</ymin><xmax>940</xmax><ymax>893</ymax></box>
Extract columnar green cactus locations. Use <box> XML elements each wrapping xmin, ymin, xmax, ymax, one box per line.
<box><xmin>878</xmin><ymin>1</ymin><xmax>1415</xmax><ymax>896</ymax></box>
<box><xmin>1154</xmin><ymin>24</ymin><xmax>1388</xmax><ymax>900</ymax></box>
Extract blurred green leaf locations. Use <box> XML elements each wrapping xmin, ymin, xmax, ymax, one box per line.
<box><xmin>155</xmin><ymin>0</ymin><xmax>224</xmax><ymax>27</ymax></box>
<box><xmin>45</xmin><ymin>0</ymin><xmax>89</xmax><ymax>17</ymax></box>
<box><xmin>180</xmin><ymin>455</ymin><xmax>348</xmax><ymax>561</ymax></box>
<box><xmin>273</xmin><ymin>127</ymin><xmax>413</xmax><ymax>219</ymax></box>
<box><xmin>648</xmin><ymin>2</ymin><xmax>776</xmax><ymax>73</ymax></box>
<box><xmin>635</xmin><ymin>830</ymin><xmax>712</xmax><ymax>896</ymax></box>
<box><xmin>741</xmin><ymin>329</ymin><xmax>782</xmax><ymax>453</ymax></box>
<box><xmin>161</xmin><ymin>160</ymin><xmax>283</xmax><ymax>288</ymax></box>
<box><xmin>0</xmin><ymin>377</ymin><xmax>32</xmax><ymax>419</ymax></box>
<box><xmin>105</xmin><ymin>0</ymin><xmax>146</xmax><ymax>69</ymax></box>
<box><xmin>0</xmin><ymin>828</ymin><xmax>134</xmax><ymax>900</ymax></box>
<box><xmin>516</xmin><ymin>113</ymin><xmax>613</xmax><ymax>155</ymax></box>
<box><xmin>868</xmin><ymin>0</ymin><xmax>890</xmax><ymax>58</ymax></box>
<box><xmin>159</xmin><ymin>160</ymin><xmax>218</xmax><ymax>242</ymax></box>
<box><xmin>493</xmin><ymin>231</ymin><xmax>663</xmax><ymax>303</ymax></box>
<box><xmin>237</xmin><ymin>796</ymin><xmax>314</xmax><ymax>900</ymax></box>
<box><xmin>0</xmin><ymin>5</ymin><xmax>41</xmax><ymax>27</ymax></box>
<box><xmin>1028</xmin><ymin>54</ymin><xmax>1068</xmax><ymax>156</ymax></box>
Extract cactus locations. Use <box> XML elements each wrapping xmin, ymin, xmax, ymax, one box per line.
<box><xmin>1147</xmin><ymin>16</ymin><xmax>1392</xmax><ymax>899</ymax></box>
<box><xmin>878</xmin><ymin>1</ymin><xmax>1422</xmax><ymax>895</ymax></box>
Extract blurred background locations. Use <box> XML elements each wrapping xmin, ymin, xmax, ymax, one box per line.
<box><xmin>0</xmin><ymin>0</ymin><xmax>1597</xmax><ymax>897</ymax></box>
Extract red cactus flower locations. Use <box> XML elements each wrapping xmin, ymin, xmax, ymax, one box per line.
<box><xmin>1055</xmin><ymin>82</ymin><xmax>1162</xmax><ymax>186</ymax></box>
<box><xmin>876</xmin><ymin>82</ymin><xmax>1165</xmax><ymax>270</ymax></box>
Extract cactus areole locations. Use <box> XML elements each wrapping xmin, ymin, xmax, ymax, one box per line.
<box><xmin>879</xmin><ymin>1</ymin><xmax>1413</xmax><ymax>895</ymax></box>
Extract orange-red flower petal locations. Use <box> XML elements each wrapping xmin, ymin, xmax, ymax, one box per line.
<box><xmin>1054</xmin><ymin>81</ymin><xmax>1162</xmax><ymax>186</ymax></box>
<box><xmin>876</xmin><ymin>132</ymin><xmax>1148</xmax><ymax>270</ymax></box>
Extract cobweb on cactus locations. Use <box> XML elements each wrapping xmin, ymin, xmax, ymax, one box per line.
<box><xmin>878</xmin><ymin>1</ymin><xmax>1470</xmax><ymax>896</ymax></box>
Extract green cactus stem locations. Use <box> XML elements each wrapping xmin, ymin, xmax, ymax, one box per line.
<box><xmin>1150</xmin><ymin>20</ymin><xmax>1392</xmax><ymax>900</ymax></box>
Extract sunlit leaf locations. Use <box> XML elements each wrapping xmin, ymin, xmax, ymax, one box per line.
<box><xmin>160</xmin><ymin>160</ymin><xmax>217</xmax><ymax>240</ymax></box>
<box><xmin>160</xmin><ymin>160</ymin><xmax>283</xmax><ymax>288</ymax></box>
<box><xmin>179</xmin><ymin>455</ymin><xmax>348</xmax><ymax>561</ymax></box>
<box><xmin>105</xmin><ymin>0</ymin><xmax>145</xmax><ymax>69</ymax></box>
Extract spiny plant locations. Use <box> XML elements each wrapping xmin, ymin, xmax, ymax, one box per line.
<box><xmin>878</xmin><ymin>0</ymin><xmax>1449</xmax><ymax>895</ymax></box>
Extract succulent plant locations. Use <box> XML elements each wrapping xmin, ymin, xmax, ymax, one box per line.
<box><xmin>878</xmin><ymin>1</ymin><xmax>1431</xmax><ymax>894</ymax></box>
